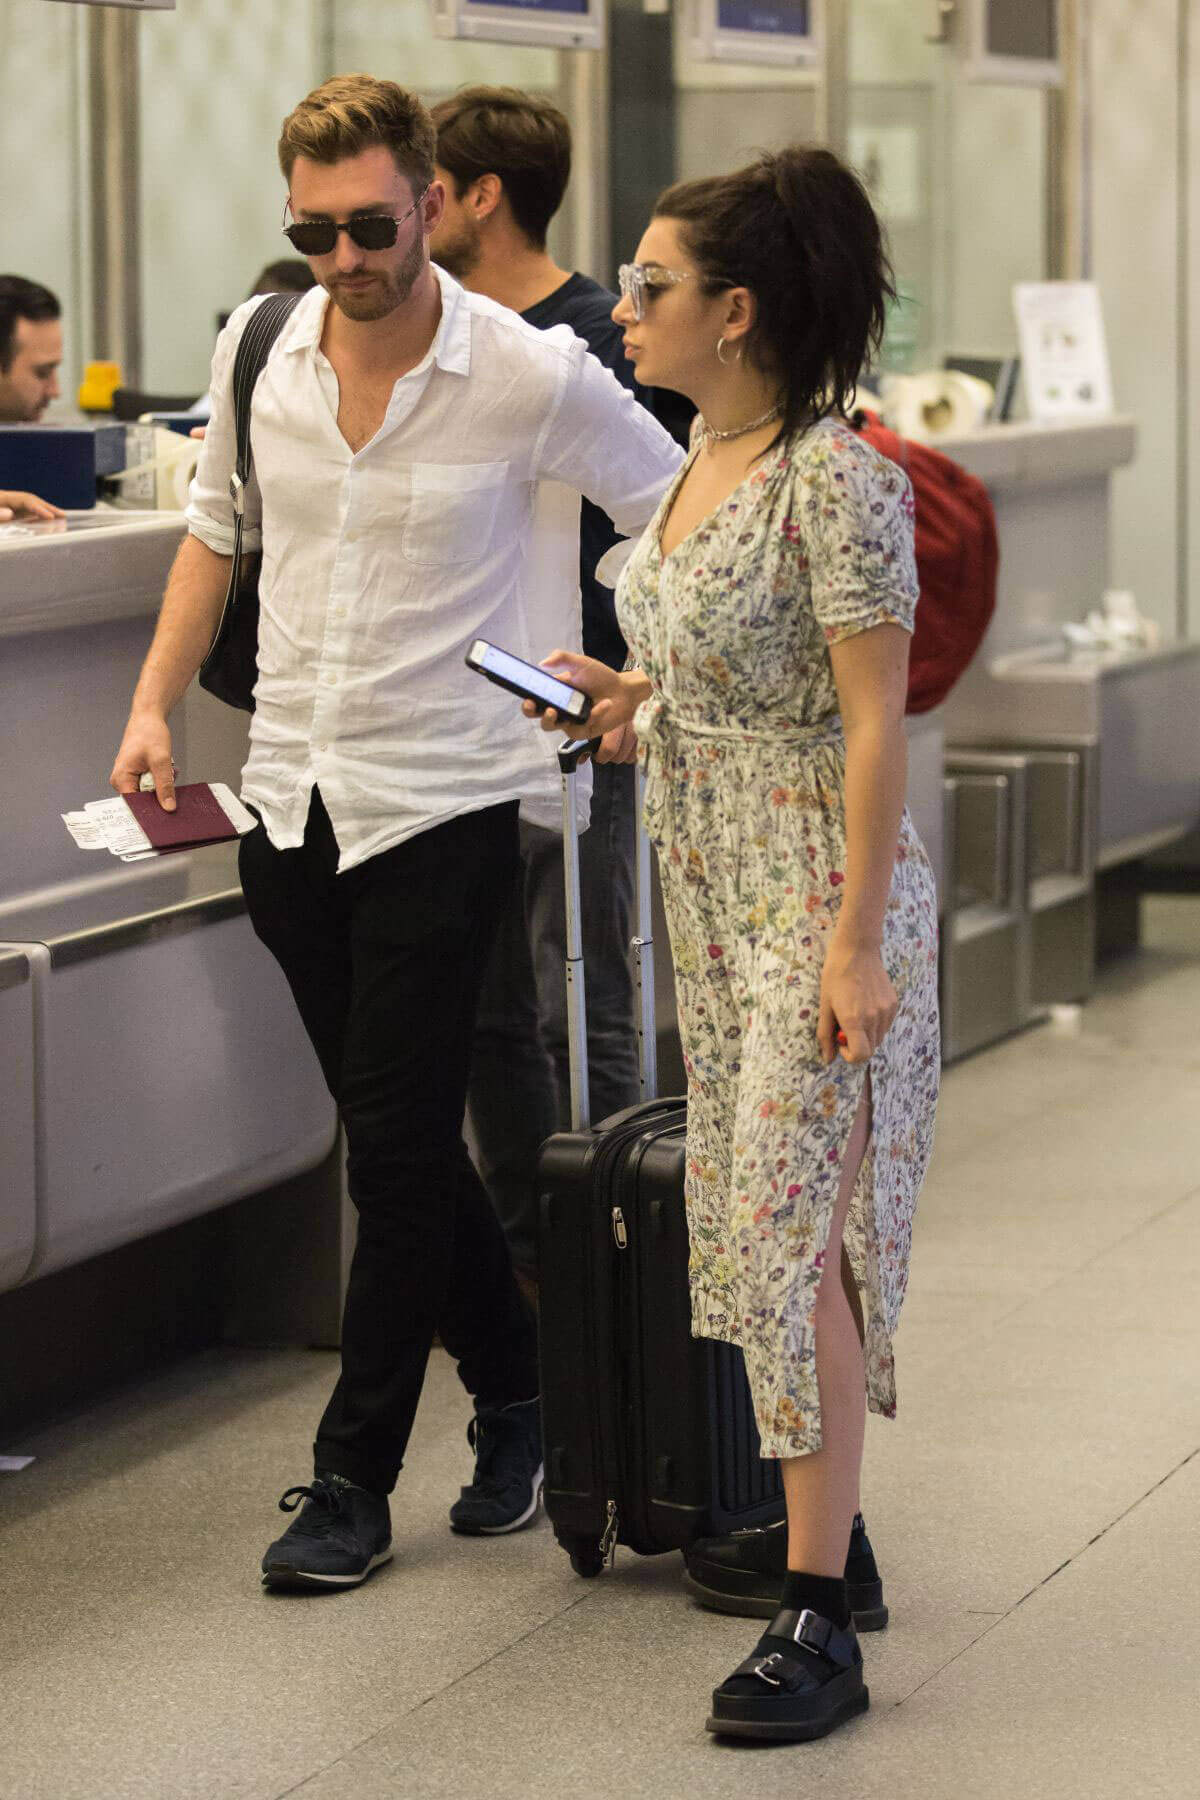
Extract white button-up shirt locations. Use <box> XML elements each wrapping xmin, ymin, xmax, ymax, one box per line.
<box><xmin>186</xmin><ymin>267</ymin><xmax>683</xmax><ymax>872</ymax></box>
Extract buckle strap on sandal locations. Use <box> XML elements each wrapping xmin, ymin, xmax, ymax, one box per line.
<box><xmin>760</xmin><ymin>1607</ymin><xmax>860</xmax><ymax>1672</ymax></box>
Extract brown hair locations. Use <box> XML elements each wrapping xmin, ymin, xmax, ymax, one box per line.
<box><xmin>655</xmin><ymin>146</ymin><xmax>896</xmax><ymax>444</ymax></box>
<box><xmin>278</xmin><ymin>74</ymin><xmax>435</xmax><ymax>193</ymax></box>
<box><xmin>431</xmin><ymin>86</ymin><xmax>570</xmax><ymax>249</ymax></box>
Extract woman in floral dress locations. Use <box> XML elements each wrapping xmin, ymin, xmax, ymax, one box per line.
<box><xmin>527</xmin><ymin>146</ymin><xmax>939</xmax><ymax>1744</ymax></box>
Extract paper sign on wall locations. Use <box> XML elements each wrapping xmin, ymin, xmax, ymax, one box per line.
<box><xmin>1013</xmin><ymin>282</ymin><xmax>1114</xmax><ymax>422</ymax></box>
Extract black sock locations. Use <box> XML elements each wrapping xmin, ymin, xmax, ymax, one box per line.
<box><xmin>846</xmin><ymin>1512</ymin><xmax>876</xmax><ymax>1579</ymax></box>
<box><xmin>778</xmin><ymin>1569</ymin><xmax>851</xmax><ymax>1631</ymax></box>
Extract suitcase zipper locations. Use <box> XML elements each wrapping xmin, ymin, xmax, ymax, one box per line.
<box><xmin>611</xmin><ymin>1206</ymin><xmax>628</xmax><ymax>1250</ymax></box>
<box><xmin>599</xmin><ymin>1498</ymin><xmax>619</xmax><ymax>1566</ymax></box>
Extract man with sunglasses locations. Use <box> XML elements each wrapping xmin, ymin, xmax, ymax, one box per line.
<box><xmin>428</xmin><ymin>87</ymin><xmax>692</xmax><ymax>1296</ymax></box>
<box><xmin>109</xmin><ymin>74</ymin><xmax>683</xmax><ymax>1595</ymax></box>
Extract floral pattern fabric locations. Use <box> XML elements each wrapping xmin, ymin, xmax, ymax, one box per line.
<box><xmin>616</xmin><ymin>417</ymin><xmax>941</xmax><ymax>1460</ymax></box>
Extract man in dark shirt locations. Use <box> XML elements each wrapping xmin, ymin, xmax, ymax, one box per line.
<box><xmin>430</xmin><ymin>86</ymin><xmax>691</xmax><ymax>1283</ymax></box>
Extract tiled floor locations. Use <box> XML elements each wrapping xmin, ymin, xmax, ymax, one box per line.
<box><xmin>3</xmin><ymin>898</ymin><xmax>1199</xmax><ymax>1800</ymax></box>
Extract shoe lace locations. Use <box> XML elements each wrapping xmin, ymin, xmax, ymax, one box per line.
<box><xmin>465</xmin><ymin>1412</ymin><xmax>526</xmax><ymax>1498</ymax></box>
<box><xmin>277</xmin><ymin>1478</ymin><xmax>345</xmax><ymax>1535</ymax></box>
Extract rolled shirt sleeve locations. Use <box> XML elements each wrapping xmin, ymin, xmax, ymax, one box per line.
<box><xmin>532</xmin><ymin>329</ymin><xmax>685</xmax><ymax>539</ymax></box>
<box><xmin>184</xmin><ymin>297</ymin><xmax>269</xmax><ymax>557</ymax></box>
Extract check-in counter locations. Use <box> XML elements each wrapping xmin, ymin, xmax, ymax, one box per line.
<box><xmin>0</xmin><ymin>512</ymin><xmax>336</xmax><ymax>1294</ymax></box>
<box><xmin>939</xmin><ymin>415</ymin><xmax>1200</xmax><ymax>861</ymax></box>
<box><xmin>932</xmin><ymin>415</ymin><xmax>1200</xmax><ymax>1054</ymax></box>
<box><xmin>0</xmin><ymin>948</ymin><xmax>36</xmax><ymax>1290</ymax></box>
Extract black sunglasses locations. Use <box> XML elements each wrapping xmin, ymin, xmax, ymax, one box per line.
<box><xmin>282</xmin><ymin>188</ymin><xmax>428</xmax><ymax>258</ymax></box>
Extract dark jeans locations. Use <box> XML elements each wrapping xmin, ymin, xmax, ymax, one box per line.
<box><xmin>238</xmin><ymin>789</ymin><xmax>539</xmax><ymax>1497</ymax></box>
<box><xmin>468</xmin><ymin>761</ymin><xmax>638</xmax><ymax>1272</ymax></box>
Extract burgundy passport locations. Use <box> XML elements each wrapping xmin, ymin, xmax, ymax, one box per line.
<box><xmin>123</xmin><ymin>783</ymin><xmax>238</xmax><ymax>852</ymax></box>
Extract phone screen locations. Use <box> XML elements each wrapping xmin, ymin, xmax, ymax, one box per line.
<box><xmin>476</xmin><ymin>643</ymin><xmax>585</xmax><ymax>714</ymax></box>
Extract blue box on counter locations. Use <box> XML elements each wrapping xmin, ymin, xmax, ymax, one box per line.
<box><xmin>0</xmin><ymin>423</ymin><xmax>127</xmax><ymax>509</ymax></box>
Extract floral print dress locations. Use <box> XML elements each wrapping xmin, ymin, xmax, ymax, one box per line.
<box><xmin>616</xmin><ymin>416</ymin><xmax>941</xmax><ymax>1460</ymax></box>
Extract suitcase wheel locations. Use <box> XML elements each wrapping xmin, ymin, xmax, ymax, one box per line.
<box><xmin>564</xmin><ymin>1536</ymin><xmax>606</xmax><ymax>1579</ymax></box>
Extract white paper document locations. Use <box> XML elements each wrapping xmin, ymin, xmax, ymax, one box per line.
<box><xmin>1014</xmin><ymin>281</ymin><xmax>1114</xmax><ymax>421</ymax></box>
<box><xmin>61</xmin><ymin>810</ymin><xmax>108</xmax><ymax>850</ymax></box>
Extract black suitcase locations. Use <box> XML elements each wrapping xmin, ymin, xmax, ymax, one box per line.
<box><xmin>537</xmin><ymin>742</ymin><xmax>784</xmax><ymax>1578</ymax></box>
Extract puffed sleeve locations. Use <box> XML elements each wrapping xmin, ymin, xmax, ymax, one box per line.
<box><xmin>794</xmin><ymin>426</ymin><xmax>919</xmax><ymax>644</ymax></box>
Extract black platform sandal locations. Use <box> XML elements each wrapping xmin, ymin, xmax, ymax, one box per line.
<box><xmin>706</xmin><ymin>1606</ymin><xmax>869</xmax><ymax>1742</ymax></box>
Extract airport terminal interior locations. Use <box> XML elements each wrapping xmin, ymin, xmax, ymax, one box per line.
<box><xmin>2</xmin><ymin>1</ymin><xmax>1199</xmax><ymax>1796</ymax></box>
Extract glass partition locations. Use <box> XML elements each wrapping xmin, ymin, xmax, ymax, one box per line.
<box><xmin>672</xmin><ymin>16</ymin><xmax>819</xmax><ymax>184</ymax></box>
<box><xmin>849</xmin><ymin>0</ymin><xmax>1049</xmax><ymax>373</ymax></box>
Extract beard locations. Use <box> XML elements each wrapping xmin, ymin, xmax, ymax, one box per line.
<box><xmin>430</xmin><ymin>216</ymin><xmax>483</xmax><ymax>281</ymax></box>
<box><xmin>325</xmin><ymin>231</ymin><xmax>427</xmax><ymax>322</ymax></box>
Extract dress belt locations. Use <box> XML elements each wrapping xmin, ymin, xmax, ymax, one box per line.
<box><xmin>634</xmin><ymin>694</ymin><xmax>844</xmax><ymax>750</ymax></box>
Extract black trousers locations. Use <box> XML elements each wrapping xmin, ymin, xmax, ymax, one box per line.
<box><xmin>239</xmin><ymin>789</ymin><xmax>539</xmax><ymax>1496</ymax></box>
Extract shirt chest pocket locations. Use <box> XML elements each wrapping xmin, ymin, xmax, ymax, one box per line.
<box><xmin>402</xmin><ymin>460</ymin><xmax>511</xmax><ymax>567</ymax></box>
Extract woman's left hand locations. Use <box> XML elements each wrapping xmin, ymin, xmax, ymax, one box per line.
<box><xmin>817</xmin><ymin>940</ymin><xmax>898</xmax><ymax>1065</ymax></box>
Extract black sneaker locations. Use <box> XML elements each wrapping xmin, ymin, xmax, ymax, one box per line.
<box><xmin>706</xmin><ymin>1606</ymin><xmax>869</xmax><ymax>1742</ymax></box>
<box><xmin>448</xmin><ymin>1397</ymin><xmax>544</xmax><ymax>1536</ymax></box>
<box><xmin>261</xmin><ymin>1474</ymin><xmax>392</xmax><ymax>1592</ymax></box>
<box><xmin>684</xmin><ymin>1512</ymin><xmax>888</xmax><ymax>1629</ymax></box>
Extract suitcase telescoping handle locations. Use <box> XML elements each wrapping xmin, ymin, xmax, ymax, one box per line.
<box><xmin>558</xmin><ymin>737</ymin><xmax>658</xmax><ymax>1131</ymax></box>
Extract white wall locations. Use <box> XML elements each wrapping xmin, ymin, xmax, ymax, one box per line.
<box><xmin>138</xmin><ymin>0</ymin><xmax>326</xmax><ymax>395</ymax></box>
<box><xmin>0</xmin><ymin>0</ymin><xmax>87</xmax><ymax>404</ymax></box>
<box><xmin>1090</xmin><ymin>0</ymin><xmax>1187</xmax><ymax>641</ymax></box>
<box><xmin>1190</xmin><ymin>0</ymin><xmax>1200</xmax><ymax>641</ymax></box>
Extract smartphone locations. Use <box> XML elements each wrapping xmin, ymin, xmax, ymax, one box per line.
<box><xmin>465</xmin><ymin>639</ymin><xmax>592</xmax><ymax>724</ymax></box>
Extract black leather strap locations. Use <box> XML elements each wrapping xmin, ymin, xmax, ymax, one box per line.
<box><xmin>735</xmin><ymin>1608</ymin><xmax>860</xmax><ymax>1688</ymax></box>
<box><xmin>231</xmin><ymin>292</ymin><xmax>301</xmax><ymax>491</ymax></box>
<box><xmin>200</xmin><ymin>293</ymin><xmax>303</xmax><ymax>693</ymax></box>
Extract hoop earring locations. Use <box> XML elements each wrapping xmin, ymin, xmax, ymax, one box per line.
<box><xmin>716</xmin><ymin>336</ymin><xmax>742</xmax><ymax>366</ymax></box>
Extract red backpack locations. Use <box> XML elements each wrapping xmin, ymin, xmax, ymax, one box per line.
<box><xmin>853</xmin><ymin>410</ymin><xmax>999</xmax><ymax>715</ymax></box>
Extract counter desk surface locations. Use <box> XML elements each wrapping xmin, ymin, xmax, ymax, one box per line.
<box><xmin>0</xmin><ymin>509</ymin><xmax>246</xmax><ymax>926</ymax></box>
<box><xmin>930</xmin><ymin>414</ymin><xmax>1137</xmax><ymax>493</ymax></box>
<box><xmin>0</xmin><ymin>509</ymin><xmax>187</xmax><ymax>639</ymax></box>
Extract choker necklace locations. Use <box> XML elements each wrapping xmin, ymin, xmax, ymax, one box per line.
<box><xmin>697</xmin><ymin>402</ymin><xmax>782</xmax><ymax>449</ymax></box>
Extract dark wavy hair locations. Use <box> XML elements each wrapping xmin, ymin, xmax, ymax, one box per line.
<box><xmin>654</xmin><ymin>145</ymin><xmax>895</xmax><ymax>446</ymax></box>
<box><xmin>431</xmin><ymin>86</ymin><xmax>571</xmax><ymax>251</ymax></box>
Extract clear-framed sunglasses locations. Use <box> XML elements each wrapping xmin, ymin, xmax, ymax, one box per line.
<box><xmin>617</xmin><ymin>262</ymin><xmax>693</xmax><ymax>322</ymax></box>
<box><xmin>282</xmin><ymin>187</ymin><xmax>429</xmax><ymax>257</ymax></box>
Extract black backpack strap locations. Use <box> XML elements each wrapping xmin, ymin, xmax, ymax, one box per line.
<box><xmin>228</xmin><ymin>292</ymin><xmax>302</xmax><ymax>524</ymax></box>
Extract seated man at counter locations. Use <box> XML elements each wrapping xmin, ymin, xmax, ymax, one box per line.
<box><xmin>429</xmin><ymin>84</ymin><xmax>691</xmax><ymax>1290</ymax></box>
<box><xmin>0</xmin><ymin>276</ymin><xmax>63</xmax><ymax>423</ymax></box>
<box><xmin>108</xmin><ymin>74</ymin><xmax>683</xmax><ymax>1594</ymax></box>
